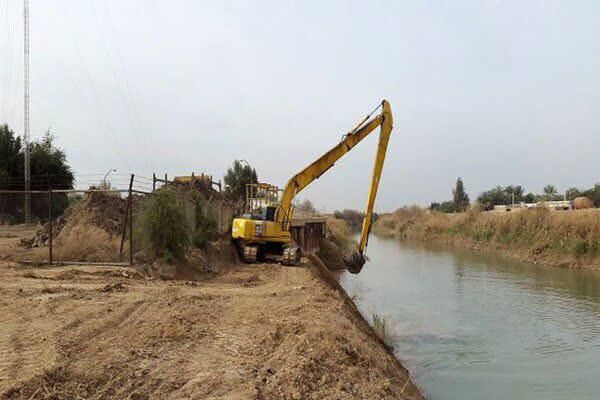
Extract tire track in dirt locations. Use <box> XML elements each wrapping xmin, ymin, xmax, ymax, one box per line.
<box><xmin>59</xmin><ymin>300</ymin><xmax>146</xmax><ymax>357</ymax></box>
<box><xmin>0</xmin><ymin>311</ymin><xmax>14</xmax><ymax>387</ymax></box>
<box><xmin>0</xmin><ymin>310</ymin><xmax>57</xmax><ymax>392</ymax></box>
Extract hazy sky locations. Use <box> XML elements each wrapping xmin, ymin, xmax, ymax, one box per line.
<box><xmin>1</xmin><ymin>1</ymin><xmax>599</xmax><ymax>211</ymax></box>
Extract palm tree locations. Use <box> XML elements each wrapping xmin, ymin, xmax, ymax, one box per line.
<box><xmin>543</xmin><ymin>184</ymin><xmax>558</xmax><ymax>200</ymax></box>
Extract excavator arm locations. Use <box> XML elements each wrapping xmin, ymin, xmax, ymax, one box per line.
<box><xmin>275</xmin><ymin>100</ymin><xmax>393</xmax><ymax>273</ymax></box>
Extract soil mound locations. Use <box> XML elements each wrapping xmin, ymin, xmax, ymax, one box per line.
<box><xmin>20</xmin><ymin>192</ymin><xmax>133</xmax><ymax>248</ymax></box>
<box><xmin>170</xmin><ymin>178</ymin><xmax>224</xmax><ymax>200</ymax></box>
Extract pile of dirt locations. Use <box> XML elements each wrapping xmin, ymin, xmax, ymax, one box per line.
<box><xmin>20</xmin><ymin>192</ymin><xmax>135</xmax><ymax>249</ymax></box>
<box><xmin>170</xmin><ymin>178</ymin><xmax>224</xmax><ymax>200</ymax></box>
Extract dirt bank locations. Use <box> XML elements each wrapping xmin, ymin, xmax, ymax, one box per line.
<box><xmin>374</xmin><ymin>207</ymin><xmax>600</xmax><ymax>270</ymax></box>
<box><xmin>316</xmin><ymin>216</ymin><xmax>357</xmax><ymax>272</ymax></box>
<box><xmin>0</xmin><ymin>256</ymin><xmax>422</xmax><ymax>398</ymax></box>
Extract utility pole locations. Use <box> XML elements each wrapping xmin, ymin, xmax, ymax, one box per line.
<box><xmin>23</xmin><ymin>0</ymin><xmax>31</xmax><ymax>223</ymax></box>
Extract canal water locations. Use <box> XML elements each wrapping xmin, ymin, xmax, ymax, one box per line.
<box><xmin>339</xmin><ymin>235</ymin><xmax>600</xmax><ymax>400</ymax></box>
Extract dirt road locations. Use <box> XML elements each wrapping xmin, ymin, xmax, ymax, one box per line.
<box><xmin>0</xmin><ymin>256</ymin><xmax>422</xmax><ymax>399</ymax></box>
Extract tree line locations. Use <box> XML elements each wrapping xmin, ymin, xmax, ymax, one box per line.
<box><xmin>430</xmin><ymin>178</ymin><xmax>600</xmax><ymax>213</ymax></box>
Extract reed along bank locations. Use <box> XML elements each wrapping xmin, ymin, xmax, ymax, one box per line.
<box><xmin>374</xmin><ymin>207</ymin><xmax>600</xmax><ymax>270</ymax></box>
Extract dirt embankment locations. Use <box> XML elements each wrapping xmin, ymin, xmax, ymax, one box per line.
<box><xmin>0</xmin><ymin>258</ymin><xmax>422</xmax><ymax>399</ymax></box>
<box><xmin>316</xmin><ymin>216</ymin><xmax>357</xmax><ymax>271</ymax></box>
<box><xmin>374</xmin><ymin>206</ymin><xmax>600</xmax><ymax>270</ymax></box>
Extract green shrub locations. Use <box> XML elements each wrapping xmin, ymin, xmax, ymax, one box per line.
<box><xmin>135</xmin><ymin>188</ymin><xmax>189</xmax><ymax>259</ymax></box>
<box><xmin>473</xmin><ymin>229</ymin><xmax>493</xmax><ymax>242</ymax></box>
<box><xmin>192</xmin><ymin>204</ymin><xmax>218</xmax><ymax>249</ymax></box>
<box><xmin>161</xmin><ymin>249</ymin><xmax>174</xmax><ymax>264</ymax></box>
<box><xmin>430</xmin><ymin>200</ymin><xmax>456</xmax><ymax>213</ymax></box>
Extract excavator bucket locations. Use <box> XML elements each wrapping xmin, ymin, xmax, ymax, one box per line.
<box><xmin>343</xmin><ymin>251</ymin><xmax>366</xmax><ymax>274</ymax></box>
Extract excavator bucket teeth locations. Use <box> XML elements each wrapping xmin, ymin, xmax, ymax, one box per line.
<box><xmin>343</xmin><ymin>251</ymin><xmax>366</xmax><ymax>274</ymax></box>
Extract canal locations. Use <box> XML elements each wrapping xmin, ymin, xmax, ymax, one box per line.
<box><xmin>339</xmin><ymin>235</ymin><xmax>600</xmax><ymax>399</ymax></box>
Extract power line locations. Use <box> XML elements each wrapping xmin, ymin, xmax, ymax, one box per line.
<box><xmin>103</xmin><ymin>1</ymin><xmax>153</xmax><ymax>172</ymax></box>
<box><xmin>59</xmin><ymin>2</ymin><xmax>131</xmax><ymax>172</ymax></box>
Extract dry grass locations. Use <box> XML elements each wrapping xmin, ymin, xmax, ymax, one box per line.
<box><xmin>325</xmin><ymin>215</ymin><xmax>356</xmax><ymax>252</ymax></box>
<box><xmin>315</xmin><ymin>216</ymin><xmax>358</xmax><ymax>271</ymax></box>
<box><xmin>372</xmin><ymin>213</ymin><xmax>397</xmax><ymax>237</ymax></box>
<box><xmin>374</xmin><ymin>207</ymin><xmax>600</xmax><ymax>268</ymax></box>
<box><xmin>54</xmin><ymin>224</ymin><xmax>122</xmax><ymax>262</ymax></box>
<box><xmin>316</xmin><ymin>238</ymin><xmax>347</xmax><ymax>270</ymax></box>
<box><xmin>371</xmin><ymin>313</ymin><xmax>394</xmax><ymax>349</ymax></box>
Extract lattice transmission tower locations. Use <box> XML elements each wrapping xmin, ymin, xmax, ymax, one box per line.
<box><xmin>23</xmin><ymin>0</ymin><xmax>31</xmax><ymax>222</ymax></box>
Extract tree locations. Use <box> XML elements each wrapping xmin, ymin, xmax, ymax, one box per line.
<box><xmin>543</xmin><ymin>184</ymin><xmax>559</xmax><ymax>200</ymax></box>
<box><xmin>429</xmin><ymin>202</ymin><xmax>440</xmax><ymax>211</ymax></box>
<box><xmin>296</xmin><ymin>199</ymin><xmax>316</xmax><ymax>214</ymax></box>
<box><xmin>452</xmin><ymin>177</ymin><xmax>470</xmax><ymax>212</ymax></box>
<box><xmin>0</xmin><ymin>125</ymin><xmax>73</xmax><ymax>221</ymax></box>
<box><xmin>504</xmin><ymin>185</ymin><xmax>525</xmax><ymax>203</ymax></box>
<box><xmin>431</xmin><ymin>201</ymin><xmax>456</xmax><ymax>213</ymax></box>
<box><xmin>223</xmin><ymin>160</ymin><xmax>258</xmax><ymax>203</ymax></box>
<box><xmin>0</xmin><ymin>124</ymin><xmax>24</xmax><ymax>179</ymax></box>
<box><xmin>476</xmin><ymin>184</ymin><xmax>537</xmax><ymax>210</ymax></box>
<box><xmin>333</xmin><ymin>209</ymin><xmax>365</xmax><ymax>228</ymax></box>
<box><xmin>566</xmin><ymin>187</ymin><xmax>582</xmax><ymax>201</ymax></box>
<box><xmin>582</xmin><ymin>183</ymin><xmax>600</xmax><ymax>207</ymax></box>
<box><xmin>523</xmin><ymin>192</ymin><xmax>537</xmax><ymax>203</ymax></box>
<box><xmin>30</xmin><ymin>130</ymin><xmax>74</xmax><ymax>189</ymax></box>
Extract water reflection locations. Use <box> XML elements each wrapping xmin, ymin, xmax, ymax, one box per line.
<box><xmin>340</xmin><ymin>235</ymin><xmax>600</xmax><ymax>400</ymax></box>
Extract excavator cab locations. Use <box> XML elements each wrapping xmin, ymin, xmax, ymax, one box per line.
<box><xmin>241</xmin><ymin>206</ymin><xmax>277</xmax><ymax>222</ymax></box>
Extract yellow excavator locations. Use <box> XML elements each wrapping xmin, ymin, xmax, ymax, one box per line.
<box><xmin>231</xmin><ymin>99</ymin><xmax>393</xmax><ymax>274</ymax></box>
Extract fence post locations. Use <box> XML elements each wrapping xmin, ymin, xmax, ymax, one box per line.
<box><xmin>120</xmin><ymin>175</ymin><xmax>134</xmax><ymax>259</ymax></box>
<box><xmin>48</xmin><ymin>187</ymin><xmax>53</xmax><ymax>265</ymax></box>
<box><xmin>152</xmin><ymin>173</ymin><xmax>156</xmax><ymax>192</ymax></box>
<box><xmin>119</xmin><ymin>200</ymin><xmax>130</xmax><ymax>259</ymax></box>
<box><xmin>129</xmin><ymin>174</ymin><xmax>134</xmax><ymax>266</ymax></box>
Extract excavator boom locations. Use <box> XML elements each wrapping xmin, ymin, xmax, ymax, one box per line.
<box><xmin>275</xmin><ymin>100</ymin><xmax>393</xmax><ymax>273</ymax></box>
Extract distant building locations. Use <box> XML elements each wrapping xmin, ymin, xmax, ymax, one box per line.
<box><xmin>493</xmin><ymin>200</ymin><xmax>572</xmax><ymax>212</ymax></box>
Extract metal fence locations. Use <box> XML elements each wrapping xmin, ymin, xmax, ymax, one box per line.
<box><xmin>0</xmin><ymin>188</ymin><xmax>137</xmax><ymax>266</ymax></box>
<box><xmin>0</xmin><ymin>173</ymin><xmax>241</xmax><ymax>266</ymax></box>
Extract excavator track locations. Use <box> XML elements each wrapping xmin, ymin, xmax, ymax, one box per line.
<box><xmin>282</xmin><ymin>246</ymin><xmax>301</xmax><ymax>266</ymax></box>
<box><xmin>242</xmin><ymin>245</ymin><xmax>258</xmax><ymax>263</ymax></box>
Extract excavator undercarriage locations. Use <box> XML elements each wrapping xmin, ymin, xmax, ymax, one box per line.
<box><xmin>237</xmin><ymin>240</ymin><xmax>301</xmax><ymax>266</ymax></box>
